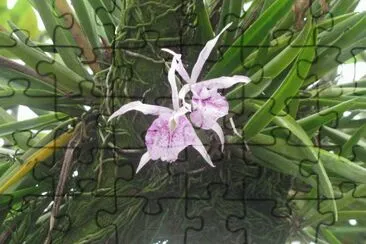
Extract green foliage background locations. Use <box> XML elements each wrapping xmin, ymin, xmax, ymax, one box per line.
<box><xmin>0</xmin><ymin>0</ymin><xmax>366</xmax><ymax>243</ymax></box>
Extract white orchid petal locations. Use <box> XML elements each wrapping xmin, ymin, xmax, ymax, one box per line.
<box><xmin>136</xmin><ymin>152</ymin><xmax>151</xmax><ymax>173</ymax></box>
<box><xmin>229</xmin><ymin>117</ymin><xmax>242</xmax><ymax>138</ymax></box>
<box><xmin>192</xmin><ymin>137</ymin><xmax>215</xmax><ymax>167</ymax></box>
<box><xmin>190</xmin><ymin>22</ymin><xmax>233</xmax><ymax>84</ymax></box>
<box><xmin>178</xmin><ymin>84</ymin><xmax>190</xmax><ymax>100</ymax></box>
<box><xmin>168</xmin><ymin>56</ymin><xmax>180</xmax><ymax>111</ymax></box>
<box><xmin>108</xmin><ymin>101</ymin><xmax>173</xmax><ymax>122</ymax></box>
<box><xmin>161</xmin><ymin>48</ymin><xmax>178</xmax><ymax>56</ymax></box>
<box><xmin>211</xmin><ymin>122</ymin><xmax>225</xmax><ymax>152</ymax></box>
<box><xmin>161</xmin><ymin>48</ymin><xmax>190</xmax><ymax>82</ymax></box>
<box><xmin>178</xmin><ymin>84</ymin><xmax>192</xmax><ymax>111</ymax></box>
<box><xmin>194</xmin><ymin>75</ymin><xmax>250</xmax><ymax>90</ymax></box>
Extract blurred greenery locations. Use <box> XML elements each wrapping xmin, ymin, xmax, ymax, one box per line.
<box><xmin>0</xmin><ymin>0</ymin><xmax>40</xmax><ymax>58</ymax></box>
<box><xmin>0</xmin><ymin>1</ymin><xmax>40</xmax><ymax>38</ymax></box>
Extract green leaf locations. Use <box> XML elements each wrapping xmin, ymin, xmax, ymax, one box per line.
<box><xmin>341</xmin><ymin>123</ymin><xmax>366</xmax><ymax>157</ymax></box>
<box><xmin>0</xmin><ymin>107</ymin><xmax>29</xmax><ymax>150</ymax></box>
<box><xmin>320</xmin><ymin>228</ymin><xmax>342</xmax><ymax>244</ymax></box>
<box><xmin>0</xmin><ymin>56</ymin><xmax>59</xmax><ymax>92</ymax></box>
<box><xmin>0</xmin><ymin>118</ymin><xmax>75</xmax><ymax>195</ymax></box>
<box><xmin>31</xmin><ymin>0</ymin><xmax>91</xmax><ymax>79</ymax></box>
<box><xmin>205</xmin><ymin>0</ymin><xmax>293</xmax><ymax>78</ymax></box>
<box><xmin>303</xmin><ymin>183</ymin><xmax>366</xmax><ymax>227</ymax></box>
<box><xmin>101</xmin><ymin>0</ymin><xmax>121</xmax><ymax>20</ymax></box>
<box><xmin>87</xmin><ymin>0</ymin><xmax>116</xmax><ymax>42</ymax></box>
<box><xmin>70</xmin><ymin>0</ymin><xmax>102</xmax><ymax>59</ymax></box>
<box><xmin>242</xmin><ymin>100</ymin><xmax>337</xmax><ymax>217</ymax></box>
<box><xmin>298</xmin><ymin>98</ymin><xmax>359</xmax><ymax>134</ymax></box>
<box><xmin>236</xmin><ymin>0</ymin><xmax>265</xmax><ymax>34</ymax></box>
<box><xmin>0</xmin><ymin>89</ymin><xmax>85</xmax><ymax>116</ymax></box>
<box><xmin>218</xmin><ymin>0</ymin><xmax>243</xmax><ymax>45</ymax></box>
<box><xmin>308</xmin><ymin>87</ymin><xmax>366</xmax><ymax>97</ymax></box>
<box><xmin>243</xmin><ymin>20</ymin><xmax>314</xmax><ymax>140</ymax></box>
<box><xmin>0</xmin><ymin>31</ymin><xmax>100</xmax><ymax>97</ymax></box>
<box><xmin>316</xmin><ymin>13</ymin><xmax>356</xmax><ymax>30</ymax></box>
<box><xmin>271</xmin><ymin>115</ymin><xmax>336</xmax><ymax>214</ymax></box>
<box><xmin>337</xmin><ymin>78</ymin><xmax>366</xmax><ymax>88</ymax></box>
<box><xmin>318</xmin><ymin>12</ymin><xmax>366</xmax><ymax>48</ymax></box>
<box><xmin>7</xmin><ymin>21</ymin><xmax>43</xmax><ymax>53</ymax></box>
<box><xmin>331</xmin><ymin>0</ymin><xmax>361</xmax><ymax>16</ymax></box>
<box><xmin>251</xmin><ymin>145</ymin><xmax>317</xmax><ymax>187</ymax></box>
<box><xmin>216</xmin><ymin>0</ymin><xmax>232</xmax><ymax>38</ymax></box>
<box><xmin>300</xmin><ymin>97</ymin><xmax>366</xmax><ymax>110</ymax></box>
<box><xmin>196</xmin><ymin>0</ymin><xmax>214</xmax><ymax>43</ymax></box>
<box><xmin>337</xmin><ymin>210</ymin><xmax>366</xmax><ymax>220</ymax></box>
<box><xmin>319</xmin><ymin>149</ymin><xmax>366</xmax><ymax>184</ymax></box>
<box><xmin>0</xmin><ymin>161</ymin><xmax>12</xmax><ymax>177</ymax></box>
<box><xmin>251</xmin><ymin>33</ymin><xmax>271</xmax><ymax>71</ymax></box>
<box><xmin>305</xmin><ymin>14</ymin><xmax>366</xmax><ymax>86</ymax></box>
<box><xmin>0</xmin><ymin>113</ymin><xmax>68</xmax><ymax>138</ymax></box>
<box><xmin>322</xmin><ymin>126</ymin><xmax>366</xmax><ymax>163</ymax></box>
<box><xmin>257</xmin><ymin>124</ymin><xmax>366</xmax><ymax>185</ymax></box>
<box><xmin>227</xmin><ymin>18</ymin><xmax>316</xmax><ymax>110</ymax></box>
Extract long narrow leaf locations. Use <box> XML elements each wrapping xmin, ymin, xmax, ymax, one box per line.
<box><xmin>298</xmin><ymin>98</ymin><xmax>359</xmax><ymax>134</ymax></box>
<box><xmin>320</xmin><ymin>228</ymin><xmax>342</xmax><ymax>244</ymax></box>
<box><xmin>196</xmin><ymin>0</ymin><xmax>214</xmax><ymax>43</ymax></box>
<box><xmin>0</xmin><ymin>131</ymin><xmax>74</xmax><ymax>194</ymax></box>
<box><xmin>31</xmin><ymin>0</ymin><xmax>90</xmax><ymax>78</ymax></box>
<box><xmin>331</xmin><ymin>0</ymin><xmax>360</xmax><ymax>16</ymax></box>
<box><xmin>0</xmin><ymin>56</ymin><xmax>61</xmax><ymax>92</ymax></box>
<box><xmin>243</xmin><ymin>20</ymin><xmax>314</xmax><ymax>140</ymax></box>
<box><xmin>0</xmin><ymin>31</ymin><xmax>99</xmax><ymax>97</ymax></box>
<box><xmin>70</xmin><ymin>0</ymin><xmax>103</xmax><ymax>62</ymax></box>
<box><xmin>242</xmin><ymin>100</ymin><xmax>337</xmax><ymax>217</ymax></box>
<box><xmin>0</xmin><ymin>113</ymin><xmax>68</xmax><ymax>138</ymax></box>
<box><xmin>205</xmin><ymin>0</ymin><xmax>293</xmax><ymax>78</ymax></box>
<box><xmin>227</xmin><ymin>17</ymin><xmax>313</xmax><ymax>107</ymax></box>
<box><xmin>220</xmin><ymin>0</ymin><xmax>243</xmax><ymax>45</ymax></box>
<box><xmin>251</xmin><ymin>146</ymin><xmax>318</xmax><ymax>187</ymax></box>
<box><xmin>0</xmin><ymin>89</ymin><xmax>85</xmax><ymax>116</ymax></box>
<box><xmin>7</xmin><ymin>21</ymin><xmax>43</xmax><ymax>53</ymax></box>
<box><xmin>322</xmin><ymin>126</ymin><xmax>366</xmax><ymax>162</ymax></box>
<box><xmin>0</xmin><ymin>108</ymin><xmax>28</xmax><ymax>150</ymax></box>
<box><xmin>55</xmin><ymin>0</ymin><xmax>101</xmax><ymax>73</ymax></box>
<box><xmin>341</xmin><ymin>123</ymin><xmax>366</xmax><ymax>157</ymax></box>
<box><xmin>87</xmin><ymin>0</ymin><xmax>116</xmax><ymax>42</ymax></box>
<box><xmin>318</xmin><ymin>12</ymin><xmax>366</xmax><ymax>48</ymax></box>
<box><xmin>319</xmin><ymin>149</ymin><xmax>366</xmax><ymax>184</ymax></box>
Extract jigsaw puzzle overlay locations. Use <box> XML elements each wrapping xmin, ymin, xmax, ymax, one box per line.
<box><xmin>0</xmin><ymin>0</ymin><xmax>366</xmax><ymax>243</ymax></box>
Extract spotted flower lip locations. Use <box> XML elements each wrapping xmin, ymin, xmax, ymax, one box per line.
<box><xmin>162</xmin><ymin>22</ymin><xmax>251</xmax><ymax>151</ymax></box>
<box><xmin>108</xmin><ymin>55</ymin><xmax>213</xmax><ymax>173</ymax></box>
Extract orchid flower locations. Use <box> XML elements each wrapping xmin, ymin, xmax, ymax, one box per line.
<box><xmin>161</xmin><ymin>22</ymin><xmax>250</xmax><ymax>151</ymax></box>
<box><xmin>108</xmin><ymin>55</ymin><xmax>214</xmax><ymax>173</ymax></box>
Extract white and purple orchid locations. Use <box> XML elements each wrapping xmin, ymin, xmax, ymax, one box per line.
<box><xmin>109</xmin><ymin>22</ymin><xmax>250</xmax><ymax>173</ymax></box>
<box><xmin>161</xmin><ymin>22</ymin><xmax>250</xmax><ymax>151</ymax></box>
<box><xmin>108</xmin><ymin>55</ymin><xmax>213</xmax><ymax>173</ymax></box>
